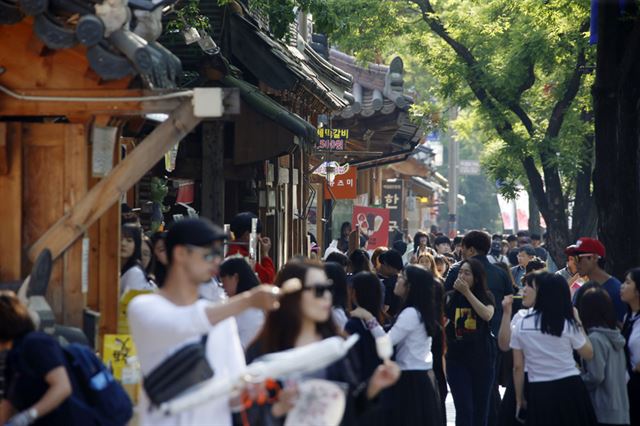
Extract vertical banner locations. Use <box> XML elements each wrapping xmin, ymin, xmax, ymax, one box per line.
<box><xmin>382</xmin><ymin>180</ymin><xmax>404</xmax><ymax>234</ymax></box>
<box><xmin>515</xmin><ymin>191</ymin><xmax>530</xmax><ymax>231</ymax></box>
<box><xmin>496</xmin><ymin>194</ymin><xmax>515</xmax><ymax>231</ymax></box>
<box><xmin>352</xmin><ymin>206</ymin><xmax>390</xmax><ymax>250</ymax></box>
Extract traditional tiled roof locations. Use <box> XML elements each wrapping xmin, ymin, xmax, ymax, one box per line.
<box><xmin>1</xmin><ymin>0</ymin><xmax>182</xmax><ymax>88</ymax></box>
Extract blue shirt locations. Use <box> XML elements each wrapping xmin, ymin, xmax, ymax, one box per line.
<box><xmin>601</xmin><ymin>277</ymin><xmax>626</xmax><ymax>322</ymax></box>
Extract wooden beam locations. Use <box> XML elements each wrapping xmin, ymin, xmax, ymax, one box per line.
<box><xmin>28</xmin><ymin>100</ymin><xmax>202</xmax><ymax>262</ymax></box>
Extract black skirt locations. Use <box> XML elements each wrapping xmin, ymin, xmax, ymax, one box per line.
<box><xmin>383</xmin><ymin>369</ymin><xmax>444</xmax><ymax>426</ymax></box>
<box><xmin>526</xmin><ymin>375</ymin><xmax>597</xmax><ymax>426</ymax></box>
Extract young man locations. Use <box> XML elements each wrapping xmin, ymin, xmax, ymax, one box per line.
<box><xmin>378</xmin><ymin>249</ymin><xmax>404</xmax><ymax>317</ymax></box>
<box><xmin>226</xmin><ymin>212</ymin><xmax>275</xmax><ymax>284</ymax></box>
<box><xmin>128</xmin><ymin>218</ymin><xmax>282</xmax><ymax>426</ymax></box>
<box><xmin>434</xmin><ymin>235</ymin><xmax>452</xmax><ymax>255</ymax></box>
<box><xmin>510</xmin><ymin>245</ymin><xmax>536</xmax><ymax>287</ymax></box>
<box><xmin>555</xmin><ymin>255</ymin><xmax>586</xmax><ymax>297</ymax></box>
<box><xmin>565</xmin><ymin>237</ymin><xmax>626</xmax><ymax>322</ymax></box>
<box><xmin>530</xmin><ymin>233</ymin><xmax>549</xmax><ymax>261</ymax></box>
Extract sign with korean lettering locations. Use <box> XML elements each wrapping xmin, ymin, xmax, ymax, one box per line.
<box><xmin>382</xmin><ymin>180</ymin><xmax>404</xmax><ymax>232</ymax></box>
<box><xmin>103</xmin><ymin>334</ymin><xmax>137</xmax><ymax>381</ymax></box>
<box><xmin>352</xmin><ymin>206</ymin><xmax>390</xmax><ymax>250</ymax></box>
<box><xmin>317</xmin><ymin>128</ymin><xmax>349</xmax><ymax>151</ymax></box>
<box><xmin>324</xmin><ymin>166</ymin><xmax>357</xmax><ymax>200</ymax></box>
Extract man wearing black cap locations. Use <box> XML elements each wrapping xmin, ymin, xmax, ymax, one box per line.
<box><xmin>128</xmin><ymin>218</ymin><xmax>282</xmax><ymax>425</ymax></box>
<box><xmin>379</xmin><ymin>249</ymin><xmax>404</xmax><ymax>316</ymax></box>
<box><xmin>227</xmin><ymin>212</ymin><xmax>275</xmax><ymax>284</ymax></box>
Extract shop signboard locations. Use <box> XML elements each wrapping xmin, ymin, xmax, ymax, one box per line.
<box><xmin>382</xmin><ymin>180</ymin><xmax>404</xmax><ymax>232</ymax></box>
<box><xmin>352</xmin><ymin>206</ymin><xmax>389</xmax><ymax>249</ymax></box>
<box><xmin>317</xmin><ymin>127</ymin><xmax>349</xmax><ymax>151</ymax></box>
<box><xmin>324</xmin><ymin>166</ymin><xmax>357</xmax><ymax>200</ymax></box>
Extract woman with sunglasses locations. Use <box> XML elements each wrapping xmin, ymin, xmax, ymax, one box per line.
<box><xmin>245</xmin><ymin>260</ymin><xmax>401</xmax><ymax>425</ymax></box>
<box><xmin>350</xmin><ymin>264</ymin><xmax>444</xmax><ymax>426</ymax></box>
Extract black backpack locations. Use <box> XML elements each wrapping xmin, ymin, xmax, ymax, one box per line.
<box><xmin>63</xmin><ymin>343</ymin><xmax>133</xmax><ymax>426</ymax></box>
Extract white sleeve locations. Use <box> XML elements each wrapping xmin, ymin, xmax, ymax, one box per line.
<box><xmin>509</xmin><ymin>321</ymin><xmax>522</xmax><ymax>350</ymax></box>
<box><xmin>128</xmin><ymin>296</ymin><xmax>213</xmax><ymax>343</ymax></box>
<box><xmin>568</xmin><ymin>322</ymin><xmax>587</xmax><ymax>349</ymax></box>
<box><xmin>389</xmin><ymin>308</ymin><xmax>420</xmax><ymax>346</ymax></box>
<box><xmin>121</xmin><ymin>267</ymin><xmax>150</xmax><ymax>296</ymax></box>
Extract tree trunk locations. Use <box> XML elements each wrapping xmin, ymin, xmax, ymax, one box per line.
<box><xmin>528</xmin><ymin>192</ymin><xmax>541</xmax><ymax>236</ymax></box>
<box><xmin>593</xmin><ymin>1</ymin><xmax>640</xmax><ymax>278</ymax></box>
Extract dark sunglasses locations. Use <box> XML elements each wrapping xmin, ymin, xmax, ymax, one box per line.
<box><xmin>304</xmin><ymin>281</ymin><xmax>334</xmax><ymax>298</ymax></box>
<box><xmin>186</xmin><ymin>244</ymin><xmax>222</xmax><ymax>262</ymax></box>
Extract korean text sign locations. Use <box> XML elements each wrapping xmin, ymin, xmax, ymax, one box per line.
<box><xmin>324</xmin><ymin>166</ymin><xmax>357</xmax><ymax>200</ymax></box>
<box><xmin>382</xmin><ymin>180</ymin><xmax>404</xmax><ymax>231</ymax></box>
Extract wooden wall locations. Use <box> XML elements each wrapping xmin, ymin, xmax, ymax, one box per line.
<box><xmin>0</xmin><ymin>122</ymin><xmax>87</xmax><ymax>326</ymax></box>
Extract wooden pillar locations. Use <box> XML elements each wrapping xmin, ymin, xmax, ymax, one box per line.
<box><xmin>0</xmin><ymin>124</ymin><xmax>22</xmax><ymax>283</ymax></box>
<box><xmin>21</xmin><ymin>122</ymin><xmax>87</xmax><ymax>326</ymax></box>
<box><xmin>201</xmin><ymin>122</ymin><xmax>225</xmax><ymax>224</ymax></box>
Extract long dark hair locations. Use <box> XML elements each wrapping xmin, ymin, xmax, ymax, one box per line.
<box><xmin>578</xmin><ymin>288</ymin><xmax>617</xmax><ymax>330</ymax></box>
<box><xmin>219</xmin><ymin>257</ymin><xmax>260</xmax><ymax>295</ymax></box>
<box><xmin>624</xmin><ymin>267</ymin><xmax>640</xmax><ymax>308</ymax></box>
<box><xmin>400</xmin><ymin>265</ymin><xmax>437</xmax><ymax>337</ymax></box>
<box><xmin>531</xmin><ymin>272</ymin><xmax>576</xmax><ymax>337</ymax></box>
<box><xmin>349</xmin><ymin>249</ymin><xmax>372</xmax><ymax>273</ymax></box>
<box><xmin>413</xmin><ymin>231</ymin><xmax>430</xmax><ymax>254</ymax></box>
<box><xmin>151</xmin><ymin>231</ymin><xmax>167</xmax><ymax>287</ymax></box>
<box><xmin>325</xmin><ymin>262</ymin><xmax>349</xmax><ymax>312</ymax></box>
<box><xmin>253</xmin><ymin>261</ymin><xmax>339</xmax><ymax>355</ymax></box>
<box><xmin>352</xmin><ymin>271</ymin><xmax>384</xmax><ymax>323</ymax></box>
<box><xmin>121</xmin><ymin>224</ymin><xmax>143</xmax><ymax>275</ymax></box>
<box><xmin>460</xmin><ymin>258</ymin><xmax>494</xmax><ymax>306</ymax></box>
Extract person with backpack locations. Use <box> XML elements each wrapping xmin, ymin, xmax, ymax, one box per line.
<box><xmin>0</xmin><ymin>291</ymin><xmax>91</xmax><ymax>425</ymax></box>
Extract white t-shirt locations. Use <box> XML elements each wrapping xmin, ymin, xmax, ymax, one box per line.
<box><xmin>625</xmin><ymin>312</ymin><xmax>640</xmax><ymax>376</ymax></box>
<box><xmin>235</xmin><ymin>308</ymin><xmax>265</xmax><ymax>350</ymax></box>
<box><xmin>120</xmin><ymin>265</ymin><xmax>156</xmax><ymax>297</ymax></box>
<box><xmin>128</xmin><ymin>294</ymin><xmax>246</xmax><ymax>426</ymax></box>
<box><xmin>510</xmin><ymin>312</ymin><xmax>586</xmax><ymax>382</ymax></box>
<box><xmin>373</xmin><ymin>307</ymin><xmax>433</xmax><ymax>370</ymax></box>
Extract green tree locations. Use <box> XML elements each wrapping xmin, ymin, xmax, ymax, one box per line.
<box><xmin>311</xmin><ymin>0</ymin><xmax>596</xmax><ymax>265</ymax></box>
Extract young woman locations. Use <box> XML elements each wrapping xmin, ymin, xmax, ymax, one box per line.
<box><xmin>325</xmin><ymin>261</ymin><xmax>350</xmax><ymax>331</ymax></box>
<box><xmin>621</xmin><ymin>268</ymin><xmax>640</xmax><ymax>426</ymax></box>
<box><xmin>578</xmin><ymin>288</ymin><xmax>630</xmax><ymax>426</ymax></box>
<box><xmin>150</xmin><ymin>231</ymin><xmax>168</xmax><ymax>288</ymax></box>
<box><xmin>219</xmin><ymin>257</ymin><xmax>263</xmax><ymax>349</ymax></box>
<box><xmin>141</xmin><ymin>235</ymin><xmax>155</xmax><ymax>280</ymax></box>
<box><xmin>246</xmin><ymin>261</ymin><xmax>401</xmax><ymax>425</ymax></box>
<box><xmin>344</xmin><ymin>271</ymin><xmax>384</xmax><ymax>382</ymax></box>
<box><xmin>0</xmin><ymin>292</ymin><xmax>91</xmax><ymax>425</ymax></box>
<box><xmin>434</xmin><ymin>254</ymin><xmax>450</xmax><ymax>278</ymax></box>
<box><xmin>351</xmin><ymin>264</ymin><xmax>444</xmax><ymax>426</ymax></box>
<box><xmin>411</xmin><ymin>231</ymin><xmax>432</xmax><ymax>262</ymax></box>
<box><xmin>349</xmin><ymin>249</ymin><xmax>373</xmax><ymax>274</ymax></box>
<box><xmin>510</xmin><ymin>272</ymin><xmax>596</xmax><ymax>426</ymax></box>
<box><xmin>120</xmin><ymin>224</ymin><xmax>156</xmax><ymax>297</ymax></box>
<box><xmin>416</xmin><ymin>253</ymin><xmax>447</xmax><ymax>420</ymax></box>
<box><xmin>497</xmin><ymin>273</ymin><xmax>537</xmax><ymax>426</ymax></box>
<box><xmin>445</xmin><ymin>258</ymin><xmax>496</xmax><ymax>426</ymax></box>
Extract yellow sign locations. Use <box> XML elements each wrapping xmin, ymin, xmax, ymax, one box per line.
<box><xmin>103</xmin><ymin>334</ymin><xmax>137</xmax><ymax>381</ymax></box>
<box><xmin>117</xmin><ymin>289</ymin><xmax>153</xmax><ymax>334</ymax></box>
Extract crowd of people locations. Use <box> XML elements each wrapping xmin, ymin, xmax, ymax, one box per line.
<box><xmin>0</xmin><ymin>211</ymin><xmax>639</xmax><ymax>426</ymax></box>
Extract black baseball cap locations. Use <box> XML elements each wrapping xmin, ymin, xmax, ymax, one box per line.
<box><xmin>166</xmin><ymin>218</ymin><xmax>227</xmax><ymax>260</ymax></box>
<box><xmin>230</xmin><ymin>212</ymin><xmax>262</xmax><ymax>238</ymax></box>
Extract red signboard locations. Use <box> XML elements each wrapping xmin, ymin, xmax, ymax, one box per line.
<box><xmin>324</xmin><ymin>166</ymin><xmax>357</xmax><ymax>200</ymax></box>
<box><xmin>352</xmin><ymin>206</ymin><xmax>390</xmax><ymax>250</ymax></box>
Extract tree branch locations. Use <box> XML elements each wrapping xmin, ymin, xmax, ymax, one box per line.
<box><xmin>413</xmin><ymin>0</ymin><xmax>536</xmax><ymax>137</ymax></box>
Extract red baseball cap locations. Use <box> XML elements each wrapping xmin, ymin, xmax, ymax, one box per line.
<box><xmin>565</xmin><ymin>237</ymin><xmax>606</xmax><ymax>258</ymax></box>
